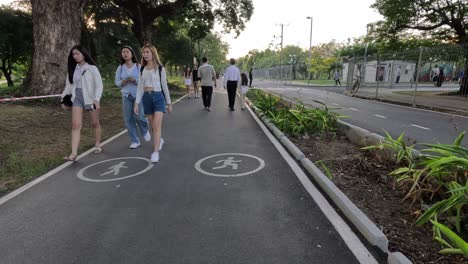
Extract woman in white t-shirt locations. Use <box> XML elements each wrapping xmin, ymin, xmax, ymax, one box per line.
<box><xmin>184</xmin><ymin>67</ymin><xmax>192</xmax><ymax>98</ymax></box>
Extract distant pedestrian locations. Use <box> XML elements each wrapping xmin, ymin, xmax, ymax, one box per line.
<box><xmin>249</xmin><ymin>68</ymin><xmax>253</xmax><ymax>87</ymax></box>
<box><xmin>395</xmin><ymin>66</ymin><xmax>401</xmax><ymax>84</ymax></box>
<box><xmin>115</xmin><ymin>46</ymin><xmax>150</xmax><ymax>149</ymax></box>
<box><xmin>432</xmin><ymin>64</ymin><xmax>439</xmax><ymax>85</ymax></box>
<box><xmin>61</xmin><ymin>45</ymin><xmax>103</xmax><ymax>161</ymax></box>
<box><xmin>198</xmin><ymin>57</ymin><xmax>216</xmax><ymax>111</ymax></box>
<box><xmin>240</xmin><ymin>72</ymin><xmax>249</xmax><ymax>110</ymax></box>
<box><xmin>135</xmin><ymin>44</ymin><xmax>172</xmax><ymax>163</ymax></box>
<box><xmin>184</xmin><ymin>67</ymin><xmax>192</xmax><ymax>98</ymax></box>
<box><xmin>437</xmin><ymin>66</ymin><xmax>445</xmax><ymax>87</ymax></box>
<box><xmin>192</xmin><ymin>64</ymin><xmax>200</xmax><ymax>98</ymax></box>
<box><xmin>224</xmin><ymin>58</ymin><xmax>241</xmax><ymax>111</ymax></box>
<box><xmin>334</xmin><ymin>71</ymin><xmax>341</xmax><ymax>85</ymax></box>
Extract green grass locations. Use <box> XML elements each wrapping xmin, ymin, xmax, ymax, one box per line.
<box><xmin>0</xmin><ymin>82</ymin><xmax>20</xmax><ymax>96</ymax></box>
<box><xmin>0</xmin><ymin>153</ymin><xmax>66</xmax><ymax>195</ymax></box>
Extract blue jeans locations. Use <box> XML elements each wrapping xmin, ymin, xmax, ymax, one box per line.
<box><xmin>122</xmin><ymin>95</ymin><xmax>149</xmax><ymax>144</ymax></box>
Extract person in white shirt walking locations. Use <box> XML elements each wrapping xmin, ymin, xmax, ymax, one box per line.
<box><xmin>61</xmin><ymin>45</ymin><xmax>103</xmax><ymax>162</ymax></box>
<box><xmin>223</xmin><ymin>58</ymin><xmax>241</xmax><ymax>111</ymax></box>
<box><xmin>134</xmin><ymin>44</ymin><xmax>172</xmax><ymax>163</ymax></box>
<box><xmin>198</xmin><ymin>57</ymin><xmax>216</xmax><ymax>111</ymax></box>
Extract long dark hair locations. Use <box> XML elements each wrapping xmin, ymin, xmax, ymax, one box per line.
<box><xmin>120</xmin><ymin>46</ymin><xmax>139</xmax><ymax>65</ymax></box>
<box><xmin>241</xmin><ymin>73</ymin><xmax>248</xmax><ymax>86</ymax></box>
<box><xmin>184</xmin><ymin>67</ymin><xmax>191</xmax><ymax>78</ymax></box>
<box><xmin>67</xmin><ymin>45</ymin><xmax>96</xmax><ymax>83</ymax></box>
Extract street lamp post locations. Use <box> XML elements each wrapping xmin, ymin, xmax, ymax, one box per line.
<box><xmin>306</xmin><ymin>16</ymin><xmax>313</xmax><ymax>86</ymax></box>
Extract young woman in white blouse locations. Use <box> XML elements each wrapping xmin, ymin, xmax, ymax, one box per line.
<box><xmin>134</xmin><ymin>44</ymin><xmax>172</xmax><ymax>163</ymax></box>
<box><xmin>61</xmin><ymin>45</ymin><xmax>103</xmax><ymax>161</ymax></box>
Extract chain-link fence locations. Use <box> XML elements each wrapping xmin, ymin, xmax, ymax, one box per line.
<box><xmin>253</xmin><ymin>64</ymin><xmax>308</xmax><ymax>80</ymax></box>
<box><xmin>345</xmin><ymin>44</ymin><xmax>468</xmax><ymax>112</ymax></box>
<box><xmin>346</xmin><ymin>44</ymin><xmax>468</xmax><ymax>94</ymax></box>
<box><xmin>253</xmin><ymin>44</ymin><xmax>467</xmax><ymax>112</ymax></box>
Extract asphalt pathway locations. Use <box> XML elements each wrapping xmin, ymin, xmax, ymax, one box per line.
<box><xmin>0</xmin><ymin>88</ymin><xmax>377</xmax><ymax>264</ymax></box>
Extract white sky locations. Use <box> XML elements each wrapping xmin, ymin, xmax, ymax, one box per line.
<box><xmin>1</xmin><ymin>0</ymin><xmax>383</xmax><ymax>58</ymax></box>
<box><xmin>219</xmin><ymin>0</ymin><xmax>383</xmax><ymax>58</ymax></box>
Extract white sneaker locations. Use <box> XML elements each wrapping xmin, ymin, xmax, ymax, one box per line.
<box><xmin>129</xmin><ymin>142</ymin><xmax>140</xmax><ymax>149</ymax></box>
<box><xmin>144</xmin><ymin>131</ymin><xmax>151</xmax><ymax>142</ymax></box>
<box><xmin>159</xmin><ymin>138</ymin><xmax>165</xmax><ymax>151</ymax></box>
<box><xmin>150</xmin><ymin>152</ymin><xmax>159</xmax><ymax>163</ymax></box>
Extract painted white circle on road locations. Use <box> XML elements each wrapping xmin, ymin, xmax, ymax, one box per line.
<box><xmin>195</xmin><ymin>153</ymin><xmax>265</xmax><ymax>177</ymax></box>
<box><xmin>77</xmin><ymin>157</ymin><xmax>153</xmax><ymax>182</ymax></box>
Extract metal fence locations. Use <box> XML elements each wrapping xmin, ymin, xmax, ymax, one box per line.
<box><xmin>345</xmin><ymin>44</ymin><xmax>468</xmax><ymax>112</ymax></box>
<box><xmin>253</xmin><ymin>64</ymin><xmax>310</xmax><ymax>81</ymax></box>
<box><xmin>253</xmin><ymin>44</ymin><xmax>468</xmax><ymax>112</ymax></box>
<box><xmin>345</xmin><ymin>44</ymin><xmax>467</xmax><ymax>92</ymax></box>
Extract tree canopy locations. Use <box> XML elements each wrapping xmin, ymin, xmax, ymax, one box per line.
<box><xmin>0</xmin><ymin>6</ymin><xmax>32</xmax><ymax>86</ymax></box>
<box><xmin>112</xmin><ymin>0</ymin><xmax>254</xmax><ymax>44</ymax></box>
<box><xmin>372</xmin><ymin>0</ymin><xmax>468</xmax><ymax>43</ymax></box>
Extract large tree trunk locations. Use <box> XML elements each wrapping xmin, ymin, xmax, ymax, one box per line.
<box><xmin>22</xmin><ymin>0</ymin><xmax>85</xmax><ymax>95</ymax></box>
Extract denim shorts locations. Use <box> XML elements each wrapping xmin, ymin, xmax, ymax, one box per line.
<box><xmin>73</xmin><ymin>88</ymin><xmax>95</xmax><ymax>111</ymax></box>
<box><xmin>142</xmin><ymin>91</ymin><xmax>166</xmax><ymax>115</ymax></box>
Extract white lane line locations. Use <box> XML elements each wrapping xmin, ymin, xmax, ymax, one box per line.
<box><xmin>0</xmin><ymin>94</ymin><xmax>189</xmax><ymax>207</ymax></box>
<box><xmin>410</xmin><ymin>124</ymin><xmax>431</xmax><ymax>130</ymax></box>
<box><xmin>349</xmin><ymin>108</ymin><xmax>359</xmax><ymax>111</ymax></box>
<box><xmin>331</xmin><ymin>103</ymin><xmax>340</xmax><ymax>106</ymax></box>
<box><xmin>246</xmin><ymin>104</ymin><xmax>378</xmax><ymax>264</ymax></box>
<box><xmin>373</xmin><ymin>114</ymin><xmax>387</xmax><ymax>119</ymax></box>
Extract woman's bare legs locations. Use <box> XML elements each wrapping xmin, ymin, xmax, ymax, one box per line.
<box><xmin>186</xmin><ymin>84</ymin><xmax>191</xmax><ymax>98</ymax></box>
<box><xmin>150</xmin><ymin>112</ymin><xmax>164</xmax><ymax>152</ymax></box>
<box><xmin>69</xmin><ymin>106</ymin><xmax>83</xmax><ymax>158</ymax></box>
<box><xmin>193</xmin><ymin>82</ymin><xmax>199</xmax><ymax>98</ymax></box>
<box><xmin>89</xmin><ymin>109</ymin><xmax>102</xmax><ymax>150</ymax></box>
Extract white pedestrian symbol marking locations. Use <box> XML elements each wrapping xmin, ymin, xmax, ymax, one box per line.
<box><xmin>100</xmin><ymin>162</ymin><xmax>128</xmax><ymax>176</ymax></box>
<box><xmin>195</xmin><ymin>153</ymin><xmax>265</xmax><ymax>177</ymax></box>
<box><xmin>212</xmin><ymin>157</ymin><xmax>242</xmax><ymax>170</ymax></box>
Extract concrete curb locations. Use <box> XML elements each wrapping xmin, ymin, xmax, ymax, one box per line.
<box><xmin>280</xmin><ymin>136</ymin><xmax>305</xmax><ymax>160</ymax></box>
<box><xmin>300</xmin><ymin>158</ymin><xmax>389</xmax><ymax>250</ymax></box>
<box><xmin>336</xmin><ymin>120</ymin><xmax>421</xmax><ymax>158</ymax></box>
<box><xmin>246</xmin><ymin>96</ymin><xmax>413</xmax><ymax>264</ymax></box>
<box><xmin>388</xmin><ymin>252</ymin><xmax>413</xmax><ymax>264</ymax></box>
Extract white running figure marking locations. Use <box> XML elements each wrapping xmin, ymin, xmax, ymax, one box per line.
<box><xmin>212</xmin><ymin>157</ymin><xmax>242</xmax><ymax>170</ymax></box>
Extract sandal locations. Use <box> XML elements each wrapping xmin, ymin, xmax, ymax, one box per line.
<box><xmin>94</xmin><ymin>145</ymin><xmax>102</xmax><ymax>154</ymax></box>
<box><xmin>63</xmin><ymin>154</ymin><xmax>77</xmax><ymax>162</ymax></box>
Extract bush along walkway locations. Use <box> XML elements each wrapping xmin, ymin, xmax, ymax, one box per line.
<box><xmin>247</xmin><ymin>89</ymin><xmax>468</xmax><ymax>264</ymax></box>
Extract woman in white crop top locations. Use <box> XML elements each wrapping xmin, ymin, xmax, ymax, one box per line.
<box><xmin>134</xmin><ymin>44</ymin><xmax>172</xmax><ymax>163</ymax></box>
